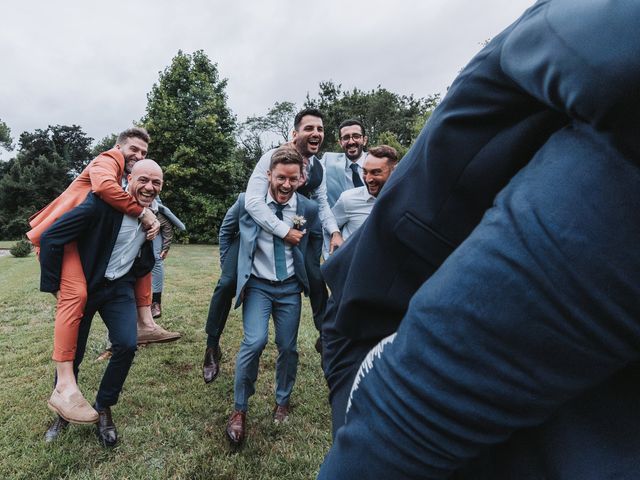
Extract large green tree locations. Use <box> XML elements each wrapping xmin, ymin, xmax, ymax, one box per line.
<box><xmin>142</xmin><ymin>50</ymin><xmax>242</xmax><ymax>243</ymax></box>
<box><xmin>305</xmin><ymin>81</ymin><xmax>440</xmax><ymax>158</ymax></box>
<box><xmin>0</xmin><ymin>125</ymin><xmax>93</xmax><ymax>239</ymax></box>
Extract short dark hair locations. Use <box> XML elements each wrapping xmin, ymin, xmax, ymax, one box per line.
<box><xmin>368</xmin><ymin>145</ymin><xmax>399</xmax><ymax>164</ymax></box>
<box><xmin>270</xmin><ymin>145</ymin><xmax>304</xmax><ymax>173</ymax></box>
<box><xmin>294</xmin><ymin>108</ymin><xmax>324</xmax><ymax>131</ymax></box>
<box><xmin>338</xmin><ymin>119</ymin><xmax>366</xmax><ymax>137</ymax></box>
<box><xmin>117</xmin><ymin>127</ymin><xmax>150</xmax><ymax>145</ymax></box>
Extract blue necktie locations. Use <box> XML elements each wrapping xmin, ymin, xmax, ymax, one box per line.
<box><xmin>350</xmin><ymin>162</ymin><xmax>364</xmax><ymax>187</ymax></box>
<box><xmin>273</xmin><ymin>204</ymin><xmax>288</xmax><ymax>280</ymax></box>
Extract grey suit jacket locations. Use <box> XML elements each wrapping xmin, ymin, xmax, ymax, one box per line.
<box><xmin>322</xmin><ymin>152</ymin><xmax>364</xmax><ymax>208</ymax></box>
<box><xmin>222</xmin><ymin>192</ymin><xmax>319</xmax><ymax>308</ymax></box>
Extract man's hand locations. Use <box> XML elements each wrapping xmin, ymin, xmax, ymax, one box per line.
<box><xmin>140</xmin><ymin>208</ymin><xmax>160</xmax><ymax>240</ymax></box>
<box><xmin>329</xmin><ymin>231</ymin><xmax>344</xmax><ymax>254</ymax></box>
<box><xmin>160</xmin><ymin>249</ymin><xmax>169</xmax><ymax>260</ymax></box>
<box><xmin>284</xmin><ymin>228</ymin><xmax>305</xmax><ymax>246</ymax></box>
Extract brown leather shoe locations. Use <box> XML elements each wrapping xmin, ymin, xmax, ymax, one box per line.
<box><xmin>203</xmin><ymin>346</ymin><xmax>222</xmax><ymax>384</ymax></box>
<box><xmin>47</xmin><ymin>389</ymin><xmax>99</xmax><ymax>424</ymax></box>
<box><xmin>137</xmin><ymin>325</ymin><xmax>181</xmax><ymax>345</ymax></box>
<box><xmin>151</xmin><ymin>302</ymin><xmax>162</xmax><ymax>318</ymax></box>
<box><xmin>273</xmin><ymin>403</ymin><xmax>290</xmax><ymax>423</ymax></box>
<box><xmin>225</xmin><ymin>410</ymin><xmax>246</xmax><ymax>446</ymax></box>
<box><xmin>45</xmin><ymin>415</ymin><xmax>69</xmax><ymax>443</ymax></box>
<box><xmin>95</xmin><ymin>406</ymin><xmax>118</xmax><ymax>447</ymax></box>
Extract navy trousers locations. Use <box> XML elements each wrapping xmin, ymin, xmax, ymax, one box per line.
<box><xmin>204</xmin><ymin>238</ymin><xmax>239</xmax><ymax>345</ymax></box>
<box><xmin>73</xmin><ymin>272</ymin><xmax>138</xmax><ymax>408</ymax></box>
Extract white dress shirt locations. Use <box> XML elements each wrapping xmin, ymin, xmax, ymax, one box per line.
<box><xmin>104</xmin><ymin>215</ymin><xmax>147</xmax><ymax>280</ymax></box>
<box><xmin>343</xmin><ymin>152</ymin><xmax>366</xmax><ymax>186</ymax></box>
<box><xmin>251</xmin><ymin>192</ymin><xmax>297</xmax><ymax>281</ymax></box>
<box><xmin>331</xmin><ymin>186</ymin><xmax>376</xmax><ymax>241</ymax></box>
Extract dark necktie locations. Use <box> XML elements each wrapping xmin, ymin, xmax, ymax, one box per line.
<box><xmin>273</xmin><ymin>203</ymin><xmax>288</xmax><ymax>280</ymax></box>
<box><xmin>350</xmin><ymin>162</ymin><xmax>364</xmax><ymax>187</ymax></box>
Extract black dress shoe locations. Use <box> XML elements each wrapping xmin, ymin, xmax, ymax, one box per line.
<box><xmin>203</xmin><ymin>346</ymin><xmax>222</xmax><ymax>384</ymax></box>
<box><xmin>95</xmin><ymin>406</ymin><xmax>118</xmax><ymax>447</ymax></box>
<box><xmin>45</xmin><ymin>415</ymin><xmax>69</xmax><ymax>443</ymax></box>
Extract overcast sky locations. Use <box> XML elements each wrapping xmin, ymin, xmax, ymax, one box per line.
<box><xmin>0</xmin><ymin>0</ymin><xmax>534</xmax><ymax>160</ymax></box>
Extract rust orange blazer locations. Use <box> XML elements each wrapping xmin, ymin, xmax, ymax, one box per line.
<box><xmin>27</xmin><ymin>148</ymin><xmax>144</xmax><ymax>246</ymax></box>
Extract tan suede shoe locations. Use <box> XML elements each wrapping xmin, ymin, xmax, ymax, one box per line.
<box><xmin>137</xmin><ymin>325</ymin><xmax>181</xmax><ymax>345</ymax></box>
<box><xmin>47</xmin><ymin>389</ymin><xmax>99</xmax><ymax>424</ymax></box>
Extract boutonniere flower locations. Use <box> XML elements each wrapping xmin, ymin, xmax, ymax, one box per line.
<box><xmin>292</xmin><ymin>215</ymin><xmax>307</xmax><ymax>230</ymax></box>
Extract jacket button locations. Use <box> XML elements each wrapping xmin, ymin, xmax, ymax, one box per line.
<box><xmin>245</xmin><ymin>274</ymin><xmax>249</xmax><ymax>278</ymax></box>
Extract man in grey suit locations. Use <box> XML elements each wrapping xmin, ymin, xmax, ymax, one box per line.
<box><xmin>323</xmin><ymin>119</ymin><xmax>368</xmax><ymax>208</ymax></box>
<box><xmin>224</xmin><ymin>146</ymin><xmax>320</xmax><ymax>447</ymax></box>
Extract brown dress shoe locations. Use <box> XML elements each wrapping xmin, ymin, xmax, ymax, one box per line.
<box><xmin>203</xmin><ymin>346</ymin><xmax>222</xmax><ymax>384</ymax></box>
<box><xmin>151</xmin><ymin>302</ymin><xmax>162</xmax><ymax>318</ymax></box>
<box><xmin>273</xmin><ymin>403</ymin><xmax>290</xmax><ymax>423</ymax></box>
<box><xmin>225</xmin><ymin>410</ymin><xmax>246</xmax><ymax>446</ymax></box>
<box><xmin>95</xmin><ymin>406</ymin><xmax>118</xmax><ymax>447</ymax></box>
<box><xmin>45</xmin><ymin>415</ymin><xmax>69</xmax><ymax>443</ymax></box>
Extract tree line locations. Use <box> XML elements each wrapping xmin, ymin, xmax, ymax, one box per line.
<box><xmin>0</xmin><ymin>50</ymin><xmax>439</xmax><ymax>242</ymax></box>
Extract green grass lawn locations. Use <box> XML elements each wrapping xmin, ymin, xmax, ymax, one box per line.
<box><xmin>0</xmin><ymin>245</ymin><xmax>331</xmax><ymax>479</ymax></box>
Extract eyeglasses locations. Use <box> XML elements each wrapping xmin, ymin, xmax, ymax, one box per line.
<box><xmin>340</xmin><ymin>133</ymin><xmax>364</xmax><ymax>142</ymax></box>
<box><xmin>274</xmin><ymin>175</ymin><xmax>300</xmax><ymax>186</ymax></box>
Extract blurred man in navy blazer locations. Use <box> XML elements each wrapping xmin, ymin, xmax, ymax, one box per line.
<box><xmin>319</xmin><ymin>0</ymin><xmax>640</xmax><ymax>478</ymax></box>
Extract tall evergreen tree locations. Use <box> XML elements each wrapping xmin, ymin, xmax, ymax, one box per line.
<box><xmin>142</xmin><ymin>50</ymin><xmax>242</xmax><ymax>243</ymax></box>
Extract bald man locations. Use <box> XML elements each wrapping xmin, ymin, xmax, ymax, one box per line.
<box><xmin>39</xmin><ymin>159</ymin><xmax>162</xmax><ymax>447</ymax></box>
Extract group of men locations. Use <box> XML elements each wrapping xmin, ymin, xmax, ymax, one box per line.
<box><xmin>199</xmin><ymin>109</ymin><xmax>398</xmax><ymax>446</ymax></box>
<box><xmin>30</xmin><ymin>1</ymin><xmax>640</xmax><ymax>476</ymax></box>
<box><xmin>32</xmin><ymin>110</ymin><xmax>398</xmax><ymax>448</ymax></box>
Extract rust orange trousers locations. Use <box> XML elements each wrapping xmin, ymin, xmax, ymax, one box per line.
<box><xmin>51</xmin><ymin>242</ymin><xmax>151</xmax><ymax>362</ymax></box>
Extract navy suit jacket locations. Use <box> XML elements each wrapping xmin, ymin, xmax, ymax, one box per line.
<box><xmin>320</xmin><ymin>0</ymin><xmax>640</xmax><ymax>478</ymax></box>
<box><xmin>39</xmin><ymin>192</ymin><xmax>154</xmax><ymax>295</ymax></box>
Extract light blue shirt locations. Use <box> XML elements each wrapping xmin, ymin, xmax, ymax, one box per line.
<box><xmin>251</xmin><ymin>192</ymin><xmax>297</xmax><ymax>281</ymax></box>
<box><xmin>104</xmin><ymin>215</ymin><xmax>147</xmax><ymax>280</ymax></box>
<box><xmin>331</xmin><ymin>186</ymin><xmax>375</xmax><ymax>241</ymax></box>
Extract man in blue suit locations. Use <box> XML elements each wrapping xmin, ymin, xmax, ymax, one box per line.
<box><xmin>224</xmin><ymin>146</ymin><xmax>320</xmax><ymax>447</ymax></box>
<box><xmin>322</xmin><ymin>119</ymin><xmax>368</xmax><ymax>208</ymax></box>
<box><xmin>39</xmin><ymin>160</ymin><xmax>161</xmax><ymax>447</ymax></box>
<box><xmin>202</xmin><ymin>109</ymin><xmax>337</xmax><ymax>382</ymax></box>
<box><xmin>319</xmin><ymin>0</ymin><xmax>640</xmax><ymax>478</ymax></box>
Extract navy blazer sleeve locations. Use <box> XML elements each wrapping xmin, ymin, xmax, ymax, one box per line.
<box><xmin>319</xmin><ymin>1</ymin><xmax>640</xmax><ymax>479</ymax></box>
<box><xmin>39</xmin><ymin>194</ymin><xmax>98</xmax><ymax>293</ymax></box>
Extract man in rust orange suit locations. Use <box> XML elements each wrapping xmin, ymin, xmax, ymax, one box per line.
<box><xmin>28</xmin><ymin>127</ymin><xmax>161</xmax><ymax>425</ymax></box>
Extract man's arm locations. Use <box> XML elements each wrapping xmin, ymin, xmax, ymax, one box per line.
<box><xmin>219</xmin><ymin>197</ymin><xmax>241</xmax><ymax>265</ymax></box>
<box><xmin>310</xmin><ymin>168</ymin><xmax>342</xmax><ymax>253</ymax></box>
<box><xmin>39</xmin><ymin>195</ymin><xmax>97</xmax><ymax>293</ymax></box>
<box><xmin>331</xmin><ymin>193</ymin><xmax>349</xmax><ymax>232</ymax></box>
<box><xmin>244</xmin><ymin>149</ymin><xmax>290</xmax><ymax>238</ymax></box>
<box><xmin>157</xmin><ymin>213</ymin><xmax>173</xmax><ymax>259</ymax></box>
